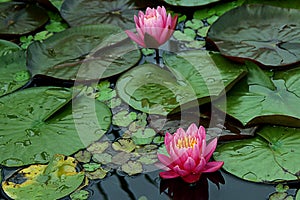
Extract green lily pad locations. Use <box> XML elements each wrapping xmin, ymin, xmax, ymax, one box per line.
<box><xmin>112</xmin><ymin>138</ymin><xmax>135</xmax><ymax>153</ymax></box>
<box><xmin>60</xmin><ymin>0</ymin><xmax>138</xmax><ymax>29</ymax></box>
<box><xmin>70</xmin><ymin>190</ymin><xmax>90</xmax><ymax>200</ymax></box>
<box><xmin>121</xmin><ymin>161</ymin><xmax>143</xmax><ymax>176</ymax></box>
<box><xmin>163</xmin><ymin>0</ymin><xmax>221</xmax><ymax>7</ymax></box>
<box><xmin>83</xmin><ymin>163</ymin><xmax>101</xmax><ymax>172</ymax></box>
<box><xmin>296</xmin><ymin>190</ymin><xmax>300</xmax><ymax>200</ymax></box>
<box><xmin>0</xmin><ymin>87</ymin><xmax>111</xmax><ymax>166</ymax></box>
<box><xmin>0</xmin><ymin>39</ymin><xmax>21</xmax><ymax>56</ymax></box>
<box><xmin>92</xmin><ymin>153</ymin><xmax>112</xmax><ymax>165</ymax></box>
<box><xmin>85</xmin><ymin>167</ymin><xmax>108</xmax><ymax>180</ymax></box>
<box><xmin>214</xmin><ymin>126</ymin><xmax>300</xmax><ymax>183</ymax></box>
<box><xmin>27</xmin><ymin>24</ymin><xmax>141</xmax><ymax>81</ymax></box>
<box><xmin>116</xmin><ymin>50</ymin><xmax>246</xmax><ymax>115</ymax></box>
<box><xmin>74</xmin><ymin>150</ymin><xmax>92</xmax><ymax>163</ymax></box>
<box><xmin>0</xmin><ymin>51</ymin><xmax>30</xmax><ymax>97</ymax></box>
<box><xmin>216</xmin><ymin>62</ymin><xmax>300</xmax><ymax>127</ymax></box>
<box><xmin>207</xmin><ymin>4</ymin><xmax>300</xmax><ymax>68</ymax></box>
<box><xmin>2</xmin><ymin>154</ymin><xmax>84</xmax><ymax>199</ymax></box>
<box><xmin>0</xmin><ymin>2</ymin><xmax>49</xmax><ymax>36</ymax></box>
<box><xmin>112</xmin><ymin>110</ymin><xmax>137</xmax><ymax>127</ymax></box>
<box><xmin>131</xmin><ymin>128</ymin><xmax>156</xmax><ymax>145</ymax></box>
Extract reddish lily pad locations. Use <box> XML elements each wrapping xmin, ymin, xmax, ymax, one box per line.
<box><xmin>207</xmin><ymin>4</ymin><xmax>300</xmax><ymax>68</ymax></box>
<box><xmin>0</xmin><ymin>2</ymin><xmax>49</xmax><ymax>36</ymax></box>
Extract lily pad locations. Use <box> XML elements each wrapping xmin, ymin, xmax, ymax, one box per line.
<box><xmin>216</xmin><ymin>62</ymin><xmax>300</xmax><ymax>127</ymax></box>
<box><xmin>27</xmin><ymin>24</ymin><xmax>141</xmax><ymax>81</ymax></box>
<box><xmin>0</xmin><ymin>51</ymin><xmax>30</xmax><ymax>97</ymax></box>
<box><xmin>0</xmin><ymin>2</ymin><xmax>49</xmax><ymax>36</ymax></box>
<box><xmin>0</xmin><ymin>39</ymin><xmax>21</xmax><ymax>56</ymax></box>
<box><xmin>131</xmin><ymin>128</ymin><xmax>156</xmax><ymax>145</ymax></box>
<box><xmin>296</xmin><ymin>190</ymin><xmax>300</xmax><ymax>200</ymax></box>
<box><xmin>214</xmin><ymin>126</ymin><xmax>300</xmax><ymax>183</ymax></box>
<box><xmin>163</xmin><ymin>0</ymin><xmax>221</xmax><ymax>7</ymax></box>
<box><xmin>116</xmin><ymin>50</ymin><xmax>246</xmax><ymax>115</ymax></box>
<box><xmin>60</xmin><ymin>0</ymin><xmax>138</xmax><ymax>29</ymax></box>
<box><xmin>121</xmin><ymin>161</ymin><xmax>143</xmax><ymax>176</ymax></box>
<box><xmin>207</xmin><ymin>4</ymin><xmax>300</xmax><ymax>68</ymax></box>
<box><xmin>2</xmin><ymin>154</ymin><xmax>85</xmax><ymax>199</ymax></box>
<box><xmin>0</xmin><ymin>87</ymin><xmax>111</xmax><ymax>166</ymax></box>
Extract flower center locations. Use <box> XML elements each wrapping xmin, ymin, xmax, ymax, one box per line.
<box><xmin>144</xmin><ymin>11</ymin><xmax>160</xmax><ymax>25</ymax></box>
<box><xmin>176</xmin><ymin>136</ymin><xmax>197</xmax><ymax>149</ymax></box>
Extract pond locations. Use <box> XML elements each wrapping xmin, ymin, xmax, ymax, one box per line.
<box><xmin>0</xmin><ymin>0</ymin><xmax>300</xmax><ymax>199</ymax></box>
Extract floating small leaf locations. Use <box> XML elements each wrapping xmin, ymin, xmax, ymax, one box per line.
<box><xmin>131</xmin><ymin>128</ymin><xmax>156</xmax><ymax>145</ymax></box>
<box><xmin>121</xmin><ymin>161</ymin><xmax>143</xmax><ymax>176</ymax></box>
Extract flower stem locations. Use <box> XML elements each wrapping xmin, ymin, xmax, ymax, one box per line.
<box><xmin>155</xmin><ymin>48</ymin><xmax>160</xmax><ymax>64</ymax></box>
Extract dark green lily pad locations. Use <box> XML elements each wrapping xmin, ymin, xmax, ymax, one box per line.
<box><xmin>116</xmin><ymin>50</ymin><xmax>246</xmax><ymax>115</ymax></box>
<box><xmin>0</xmin><ymin>51</ymin><xmax>30</xmax><ymax>97</ymax></box>
<box><xmin>296</xmin><ymin>190</ymin><xmax>300</xmax><ymax>200</ymax></box>
<box><xmin>0</xmin><ymin>39</ymin><xmax>21</xmax><ymax>56</ymax></box>
<box><xmin>0</xmin><ymin>87</ymin><xmax>111</xmax><ymax>166</ymax></box>
<box><xmin>214</xmin><ymin>126</ymin><xmax>300</xmax><ymax>183</ymax></box>
<box><xmin>0</xmin><ymin>2</ymin><xmax>49</xmax><ymax>36</ymax></box>
<box><xmin>207</xmin><ymin>4</ymin><xmax>300</xmax><ymax>68</ymax></box>
<box><xmin>216</xmin><ymin>62</ymin><xmax>300</xmax><ymax>127</ymax></box>
<box><xmin>27</xmin><ymin>24</ymin><xmax>141</xmax><ymax>81</ymax></box>
<box><xmin>163</xmin><ymin>0</ymin><xmax>221</xmax><ymax>7</ymax></box>
<box><xmin>60</xmin><ymin>0</ymin><xmax>138</xmax><ymax>29</ymax></box>
<box><xmin>2</xmin><ymin>155</ymin><xmax>85</xmax><ymax>199</ymax></box>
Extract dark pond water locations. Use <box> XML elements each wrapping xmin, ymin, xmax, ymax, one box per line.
<box><xmin>0</xmin><ymin>167</ymin><xmax>297</xmax><ymax>200</ymax></box>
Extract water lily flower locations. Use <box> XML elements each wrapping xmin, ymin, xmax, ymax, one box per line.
<box><xmin>157</xmin><ymin>123</ymin><xmax>224</xmax><ymax>183</ymax></box>
<box><xmin>125</xmin><ymin>6</ymin><xmax>177</xmax><ymax>48</ymax></box>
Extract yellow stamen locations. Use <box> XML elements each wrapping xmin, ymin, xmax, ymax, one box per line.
<box><xmin>176</xmin><ymin>136</ymin><xmax>197</xmax><ymax>149</ymax></box>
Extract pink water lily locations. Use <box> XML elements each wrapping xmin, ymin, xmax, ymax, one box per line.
<box><xmin>157</xmin><ymin>123</ymin><xmax>224</xmax><ymax>183</ymax></box>
<box><xmin>125</xmin><ymin>6</ymin><xmax>177</xmax><ymax>48</ymax></box>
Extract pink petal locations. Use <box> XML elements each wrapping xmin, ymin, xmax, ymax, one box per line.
<box><xmin>204</xmin><ymin>138</ymin><xmax>218</xmax><ymax>161</ymax></box>
<box><xmin>202</xmin><ymin>161</ymin><xmax>224</xmax><ymax>173</ymax></box>
<box><xmin>198</xmin><ymin>126</ymin><xmax>206</xmax><ymax>140</ymax></box>
<box><xmin>157</xmin><ymin>154</ymin><xmax>173</xmax><ymax>167</ymax></box>
<box><xmin>182</xmin><ymin>173</ymin><xmax>201</xmax><ymax>183</ymax></box>
<box><xmin>159</xmin><ymin>170</ymin><xmax>180</xmax><ymax>179</ymax></box>
<box><xmin>170</xmin><ymin>14</ymin><xmax>178</xmax><ymax>29</ymax></box>
<box><xmin>186</xmin><ymin>123</ymin><xmax>198</xmax><ymax>137</ymax></box>
<box><xmin>164</xmin><ymin>132</ymin><xmax>172</xmax><ymax>153</ymax></box>
<box><xmin>173</xmin><ymin>165</ymin><xmax>189</xmax><ymax>176</ymax></box>
<box><xmin>183</xmin><ymin>157</ymin><xmax>196</xmax><ymax>172</ymax></box>
<box><xmin>125</xmin><ymin>30</ymin><xmax>145</xmax><ymax>47</ymax></box>
<box><xmin>176</xmin><ymin>127</ymin><xmax>186</xmax><ymax>137</ymax></box>
<box><xmin>194</xmin><ymin>157</ymin><xmax>206</xmax><ymax>173</ymax></box>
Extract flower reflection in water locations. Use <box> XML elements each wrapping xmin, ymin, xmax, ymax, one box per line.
<box><xmin>160</xmin><ymin>171</ymin><xmax>225</xmax><ymax>200</ymax></box>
